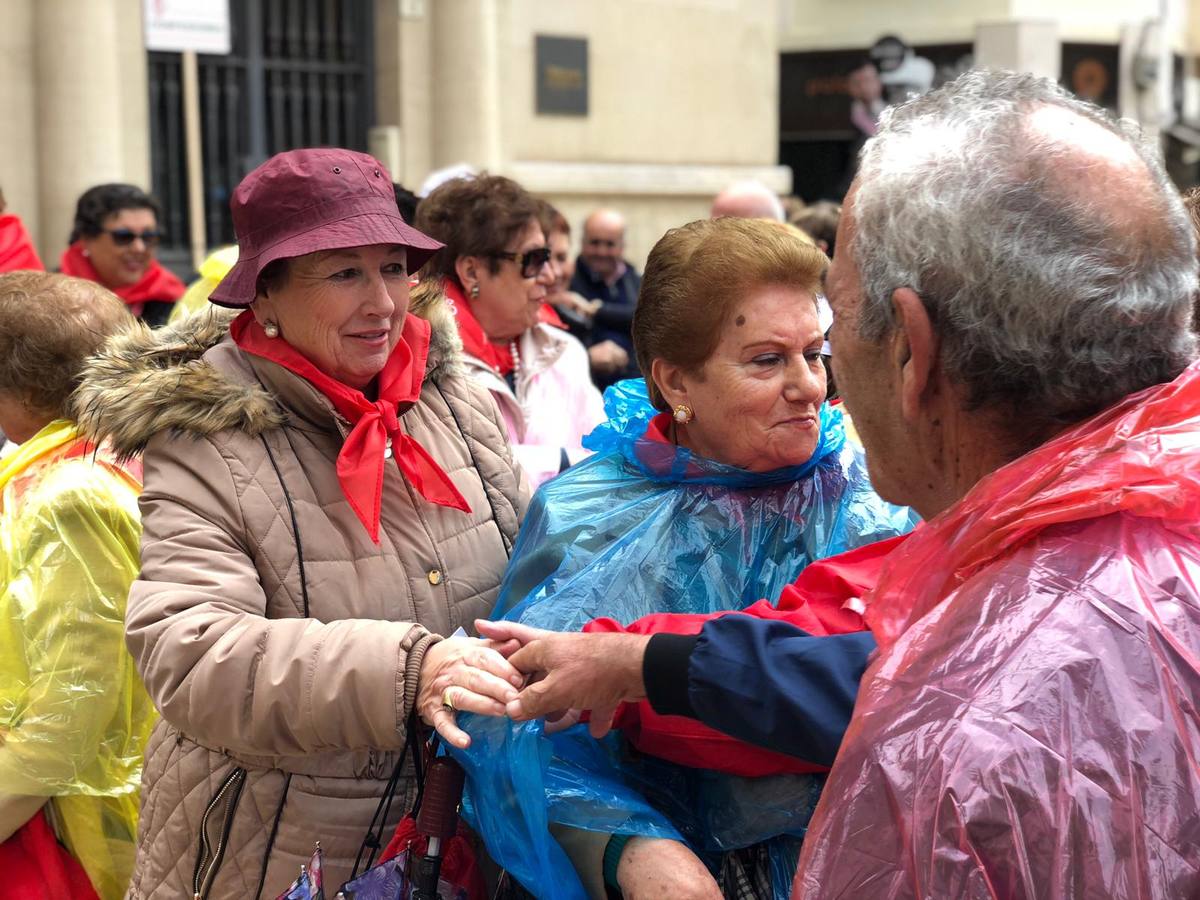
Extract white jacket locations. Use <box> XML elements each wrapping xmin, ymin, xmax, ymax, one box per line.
<box><xmin>462</xmin><ymin>323</ymin><xmax>605</xmax><ymax>486</ymax></box>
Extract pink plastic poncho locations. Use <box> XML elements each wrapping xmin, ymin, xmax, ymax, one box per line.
<box><xmin>793</xmin><ymin>362</ymin><xmax>1200</xmax><ymax>899</ymax></box>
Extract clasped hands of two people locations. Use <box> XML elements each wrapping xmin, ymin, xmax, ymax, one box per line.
<box><xmin>417</xmin><ymin>625</ymin><xmax>727</xmax><ymax>900</ymax></box>
<box><xmin>416</xmin><ymin>622</ymin><xmax>646</xmax><ymax>749</ymax></box>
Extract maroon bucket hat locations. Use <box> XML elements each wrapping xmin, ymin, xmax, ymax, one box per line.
<box><xmin>209</xmin><ymin>148</ymin><xmax>444</xmax><ymax>308</ymax></box>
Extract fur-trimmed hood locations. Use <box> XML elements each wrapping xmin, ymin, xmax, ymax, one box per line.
<box><xmin>71</xmin><ymin>298</ymin><xmax>465</xmax><ymax>460</ymax></box>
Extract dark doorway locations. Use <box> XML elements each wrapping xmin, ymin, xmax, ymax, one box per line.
<box><xmin>778</xmin><ymin>43</ymin><xmax>973</xmax><ymax>203</ymax></box>
<box><xmin>147</xmin><ymin>0</ymin><xmax>375</xmax><ymax>274</ymax></box>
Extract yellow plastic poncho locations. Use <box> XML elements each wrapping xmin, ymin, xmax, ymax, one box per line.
<box><xmin>167</xmin><ymin>244</ymin><xmax>239</xmax><ymax>324</ymax></box>
<box><xmin>0</xmin><ymin>420</ymin><xmax>154</xmax><ymax>900</ymax></box>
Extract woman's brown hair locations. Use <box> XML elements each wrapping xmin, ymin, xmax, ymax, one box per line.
<box><xmin>0</xmin><ymin>272</ymin><xmax>131</xmax><ymax>418</ymax></box>
<box><xmin>536</xmin><ymin>199</ymin><xmax>570</xmax><ymax>240</ymax></box>
<box><xmin>414</xmin><ymin>174</ymin><xmax>542</xmax><ymax>289</ymax></box>
<box><xmin>634</xmin><ymin>217</ymin><xmax>827</xmax><ymax>409</ymax></box>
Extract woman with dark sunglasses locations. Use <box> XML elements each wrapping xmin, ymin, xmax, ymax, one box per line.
<box><xmin>415</xmin><ymin>174</ymin><xmax>604</xmax><ymax>486</ymax></box>
<box><xmin>59</xmin><ymin>184</ymin><xmax>184</xmax><ymax>327</ymax></box>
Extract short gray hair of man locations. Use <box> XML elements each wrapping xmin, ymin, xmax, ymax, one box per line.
<box><xmin>852</xmin><ymin>69</ymin><xmax>1198</xmax><ymax>426</ymax></box>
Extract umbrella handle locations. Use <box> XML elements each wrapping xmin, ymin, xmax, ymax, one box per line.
<box><xmin>411</xmin><ymin>757</ymin><xmax>465</xmax><ymax>899</ymax></box>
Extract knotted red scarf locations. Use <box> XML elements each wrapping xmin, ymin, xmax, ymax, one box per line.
<box><xmin>59</xmin><ymin>242</ymin><xmax>185</xmax><ymax>313</ymax></box>
<box><xmin>231</xmin><ymin>310</ymin><xmax>469</xmax><ymax>543</ymax></box>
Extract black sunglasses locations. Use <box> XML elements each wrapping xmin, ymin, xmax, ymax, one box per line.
<box><xmin>103</xmin><ymin>228</ymin><xmax>163</xmax><ymax>248</ymax></box>
<box><xmin>492</xmin><ymin>246</ymin><xmax>551</xmax><ymax>278</ymax></box>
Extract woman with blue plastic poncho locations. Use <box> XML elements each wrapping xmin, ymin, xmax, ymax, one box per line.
<box><xmin>0</xmin><ymin>272</ymin><xmax>153</xmax><ymax>900</ymax></box>
<box><xmin>453</xmin><ymin>218</ymin><xmax>916</xmax><ymax>899</ymax></box>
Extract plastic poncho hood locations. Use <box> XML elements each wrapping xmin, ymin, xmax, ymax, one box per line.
<box><xmin>793</xmin><ymin>362</ymin><xmax>1200</xmax><ymax>898</ymax></box>
<box><xmin>455</xmin><ymin>380</ymin><xmax>917</xmax><ymax>900</ymax></box>
<box><xmin>0</xmin><ymin>421</ymin><xmax>153</xmax><ymax>899</ymax></box>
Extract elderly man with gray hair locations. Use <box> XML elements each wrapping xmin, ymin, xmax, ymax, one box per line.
<box><xmin>481</xmin><ymin>69</ymin><xmax>1200</xmax><ymax>898</ymax></box>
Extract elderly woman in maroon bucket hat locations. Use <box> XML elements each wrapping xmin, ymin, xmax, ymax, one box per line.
<box><xmin>72</xmin><ymin>148</ymin><xmax>531</xmax><ymax>899</ymax></box>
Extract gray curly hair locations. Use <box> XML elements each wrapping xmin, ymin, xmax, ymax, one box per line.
<box><xmin>852</xmin><ymin>69</ymin><xmax>1197</xmax><ymax>426</ymax></box>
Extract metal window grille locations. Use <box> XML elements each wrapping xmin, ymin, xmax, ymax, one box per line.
<box><xmin>148</xmin><ymin>0</ymin><xmax>374</xmax><ymax>272</ymax></box>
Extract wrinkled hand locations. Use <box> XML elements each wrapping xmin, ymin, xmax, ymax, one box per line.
<box><xmin>416</xmin><ymin>636</ymin><xmax>524</xmax><ymax>749</ymax></box>
<box><xmin>588</xmin><ymin>340</ymin><xmax>629</xmax><ymax>376</ymax></box>
<box><xmin>475</xmin><ymin>620</ymin><xmax>649</xmax><ymax>738</ymax></box>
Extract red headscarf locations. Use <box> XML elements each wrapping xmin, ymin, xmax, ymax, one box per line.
<box><xmin>231</xmin><ymin>311</ymin><xmax>469</xmax><ymax>543</ymax></box>
<box><xmin>0</xmin><ymin>214</ymin><xmax>43</xmax><ymax>272</ymax></box>
<box><xmin>59</xmin><ymin>242</ymin><xmax>185</xmax><ymax>315</ymax></box>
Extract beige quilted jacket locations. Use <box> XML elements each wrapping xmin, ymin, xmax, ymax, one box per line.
<box><xmin>72</xmin><ymin>303</ymin><xmax>529</xmax><ymax>899</ymax></box>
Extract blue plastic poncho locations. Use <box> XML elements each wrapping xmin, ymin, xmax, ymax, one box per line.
<box><xmin>453</xmin><ymin>380</ymin><xmax>917</xmax><ymax>898</ymax></box>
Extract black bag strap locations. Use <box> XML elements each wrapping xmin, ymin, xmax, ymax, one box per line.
<box><xmin>350</xmin><ymin>708</ymin><xmax>425</xmax><ymax>880</ymax></box>
<box><xmin>253</xmin><ymin>399</ymin><xmax>311</xmax><ymax>618</ymax></box>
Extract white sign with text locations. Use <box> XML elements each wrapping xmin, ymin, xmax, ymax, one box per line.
<box><xmin>143</xmin><ymin>0</ymin><xmax>231</xmax><ymax>55</ymax></box>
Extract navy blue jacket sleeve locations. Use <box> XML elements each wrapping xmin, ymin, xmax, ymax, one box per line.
<box><xmin>642</xmin><ymin>619</ymin><xmax>876</xmax><ymax>767</ymax></box>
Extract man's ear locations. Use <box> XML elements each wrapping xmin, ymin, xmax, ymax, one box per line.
<box><xmin>891</xmin><ymin>287</ymin><xmax>937</xmax><ymax>422</ymax></box>
<box><xmin>650</xmin><ymin>358</ymin><xmax>690</xmax><ymax>410</ymax></box>
<box><xmin>454</xmin><ymin>255</ymin><xmax>481</xmax><ymax>295</ymax></box>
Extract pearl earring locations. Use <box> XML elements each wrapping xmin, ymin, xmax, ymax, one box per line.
<box><xmin>263</xmin><ymin>322</ymin><xmax>280</xmax><ymax>339</ymax></box>
<box><xmin>672</xmin><ymin>404</ymin><xmax>694</xmax><ymax>425</ymax></box>
<box><xmin>470</xmin><ymin>284</ymin><xmax>480</xmax><ymax>299</ymax></box>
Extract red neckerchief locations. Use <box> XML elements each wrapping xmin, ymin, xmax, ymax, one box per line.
<box><xmin>59</xmin><ymin>241</ymin><xmax>185</xmax><ymax>307</ymax></box>
<box><xmin>538</xmin><ymin>303</ymin><xmax>566</xmax><ymax>330</ymax></box>
<box><xmin>443</xmin><ymin>280</ymin><xmax>516</xmax><ymax>376</ymax></box>
<box><xmin>230</xmin><ymin>310</ymin><xmax>469</xmax><ymax>543</ymax></box>
<box><xmin>0</xmin><ymin>214</ymin><xmax>43</xmax><ymax>272</ymax></box>
<box><xmin>643</xmin><ymin>412</ymin><xmax>673</xmax><ymax>445</ymax></box>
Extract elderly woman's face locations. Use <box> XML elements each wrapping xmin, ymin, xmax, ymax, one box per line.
<box><xmin>665</xmin><ymin>285</ymin><xmax>827</xmax><ymax>472</ymax></box>
<box><xmin>81</xmin><ymin>208</ymin><xmax>159</xmax><ymax>288</ymax></box>
<box><xmin>470</xmin><ymin>219</ymin><xmax>553</xmax><ymax>341</ymax></box>
<box><xmin>253</xmin><ymin>244</ymin><xmax>410</xmax><ymax>390</ymax></box>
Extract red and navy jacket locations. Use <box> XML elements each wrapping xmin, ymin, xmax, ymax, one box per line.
<box><xmin>587</xmin><ymin>534</ymin><xmax>908</xmax><ymax>775</ymax></box>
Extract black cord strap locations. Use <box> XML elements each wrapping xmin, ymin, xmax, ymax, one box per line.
<box><xmin>258</xmin><ymin>431</ymin><xmax>311</xmax><ymax>618</ymax></box>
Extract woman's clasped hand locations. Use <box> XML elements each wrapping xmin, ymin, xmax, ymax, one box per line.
<box><xmin>415</xmin><ymin>635</ymin><xmax>526</xmax><ymax>748</ymax></box>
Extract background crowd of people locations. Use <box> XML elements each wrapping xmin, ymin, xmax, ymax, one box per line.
<box><xmin>0</xmin><ymin>67</ymin><xmax>1197</xmax><ymax>900</ymax></box>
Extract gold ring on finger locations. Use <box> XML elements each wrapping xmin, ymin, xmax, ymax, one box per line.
<box><xmin>442</xmin><ymin>687</ymin><xmax>457</xmax><ymax>711</ymax></box>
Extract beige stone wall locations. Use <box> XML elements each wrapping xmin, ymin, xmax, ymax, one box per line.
<box><xmin>374</xmin><ymin>0</ymin><xmax>437</xmax><ymax>188</ymax></box>
<box><xmin>497</xmin><ymin>0</ymin><xmax>778</xmax><ymax>167</ymax></box>
<box><xmin>780</xmin><ymin>0</ymin><xmax>1005</xmax><ymax>49</ymax></box>
<box><xmin>499</xmin><ymin>0</ymin><xmax>786</xmax><ymax>264</ymax></box>
<box><xmin>0</xmin><ymin>0</ymin><xmax>151</xmax><ymax>262</ymax></box>
<box><xmin>377</xmin><ymin>0</ymin><xmax>789</xmax><ymax>267</ymax></box>
<box><xmin>0</xmin><ymin>0</ymin><xmax>39</xmax><ymax>243</ymax></box>
<box><xmin>541</xmin><ymin>193</ymin><xmax>715</xmax><ymax>274</ymax></box>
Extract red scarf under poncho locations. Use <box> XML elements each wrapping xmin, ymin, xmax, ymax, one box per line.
<box><xmin>0</xmin><ymin>214</ymin><xmax>43</xmax><ymax>272</ymax></box>
<box><xmin>59</xmin><ymin>241</ymin><xmax>185</xmax><ymax>315</ymax></box>
<box><xmin>231</xmin><ymin>311</ymin><xmax>469</xmax><ymax>543</ymax></box>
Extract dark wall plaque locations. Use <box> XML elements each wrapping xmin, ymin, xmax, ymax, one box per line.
<box><xmin>1060</xmin><ymin>43</ymin><xmax>1119</xmax><ymax>111</ymax></box>
<box><xmin>536</xmin><ymin>35</ymin><xmax>588</xmax><ymax>116</ymax></box>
